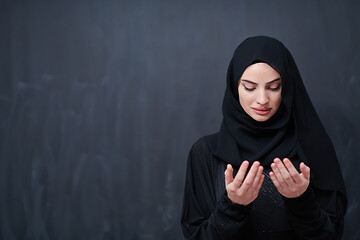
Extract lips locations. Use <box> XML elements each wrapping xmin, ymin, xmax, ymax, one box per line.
<box><xmin>252</xmin><ymin>107</ymin><xmax>271</xmax><ymax>115</ymax></box>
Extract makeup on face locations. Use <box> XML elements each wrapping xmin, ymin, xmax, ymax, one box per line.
<box><xmin>238</xmin><ymin>63</ymin><xmax>282</xmax><ymax>122</ymax></box>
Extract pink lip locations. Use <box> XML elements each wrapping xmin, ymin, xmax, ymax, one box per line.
<box><xmin>252</xmin><ymin>107</ymin><xmax>271</xmax><ymax>115</ymax></box>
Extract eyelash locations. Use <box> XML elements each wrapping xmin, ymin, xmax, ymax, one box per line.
<box><xmin>243</xmin><ymin>85</ymin><xmax>281</xmax><ymax>91</ymax></box>
<box><xmin>243</xmin><ymin>86</ymin><xmax>255</xmax><ymax>91</ymax></box>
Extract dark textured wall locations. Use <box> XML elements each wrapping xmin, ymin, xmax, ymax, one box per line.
<box><xmin>1</xmin><ymin>0</ymin><xmax>359</xmax><ymax>239</ymax></box>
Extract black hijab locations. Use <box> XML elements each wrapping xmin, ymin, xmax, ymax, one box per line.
<box><xmin>207</xmin><ymin>36</ymin><xmax>347</xmax><ymax>197</ymax></box>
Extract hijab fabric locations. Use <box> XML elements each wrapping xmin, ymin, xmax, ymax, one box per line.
<box><xmin>209</xmin><ymin>36</ymin><xmax>347</xmax><ymax>197</ymax></box>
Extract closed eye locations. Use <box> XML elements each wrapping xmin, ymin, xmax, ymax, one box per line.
<box><xmin>243</xmin><ymin>85</ymin><xmax>255</xmax><ymax>91</ymax></box>
<box><xmin>268</xmin><ymin>85</ymin><xmax>281</xmax><ymax>91</ymax></box>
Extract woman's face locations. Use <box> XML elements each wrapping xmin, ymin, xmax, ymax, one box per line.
<box><xmin>238</xmin><ymin>62</ymin><xmax>282</xmax><ymax>122</ymax></box>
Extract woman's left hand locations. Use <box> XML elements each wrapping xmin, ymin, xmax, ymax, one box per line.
<box><xmin>269</xmin><ymin>158</ymin><xmax>310</xmax><ymax>198</ymax></box>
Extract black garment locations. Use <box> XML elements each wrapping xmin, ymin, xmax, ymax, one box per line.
<box><xmin>181</xmin><ymin>36</ymin><xmax>347</xmax><ymax>239</ymax></box>
<box><xmin>181</xmin><ymin>136</ymin><xmax>346</xmax><ymax>240</ymax></box>
<box><xmin>214</xmin><ymin>36</ymin><xmax>346</xmax><ymax>196</ymax></box>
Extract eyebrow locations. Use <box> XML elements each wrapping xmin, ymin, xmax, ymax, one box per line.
<box><xmin>240</xmin><ymin>78</ymin><xmax>282</xmax><ymax>85</ymax></box>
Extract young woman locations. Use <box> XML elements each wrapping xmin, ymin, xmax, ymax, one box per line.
<box><xmin>181</xmin><ymin>36</ymin><xmax>347</xmax><ymax>239</ymax></box>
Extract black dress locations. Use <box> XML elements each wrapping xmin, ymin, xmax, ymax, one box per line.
<box><xmin>181</xmin><ymin>135</ymin><xmax>346</xmax><ymax>240</ymax></box>
<box><xmin>181</xmin><ymin>36</ymin><xmax>347</xmax><ymax>240</ymax></box>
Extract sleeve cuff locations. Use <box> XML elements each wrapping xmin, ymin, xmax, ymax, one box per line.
<box><xmin>213</xmin><ymin>193</ymin><xmax>250</xmax><ymax>233</ymax></box>
<box><xmin>283</xmin><ymin>186</ymin><xmax>322</xmax><ymax>219</ymax></box>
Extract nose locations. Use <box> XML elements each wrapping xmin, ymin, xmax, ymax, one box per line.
<box><xmin>256</xmin><ymin>90</ymin><xmax>269</xmax><ymax>105</ymax></box>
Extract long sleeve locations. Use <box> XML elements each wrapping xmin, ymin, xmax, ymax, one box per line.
<box><xmin>180</xmin><ymin>138</ymin><xmax>251</xmax><ymax>240</ymax></box>
<box><xmin>284</xmin><ymin>185</ymin><xmax>346</xmax><ymax>240</ymax></box>
<box><xmin>180</xmin><ymin>138</ymin><xmax>347</xmax><ymax>239</ymax></box>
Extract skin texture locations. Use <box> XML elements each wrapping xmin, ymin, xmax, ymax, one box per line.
<box><xmin>238</xmin><ymin>62</ymin><xmax>282</xmax><ymax>122</ymax></box>
<box><xmin>225</xmin><ymin>161</ymin><xmax>265</xmax><ymax>205</ymax></box>
<box><xmin>269</xmin><ymin>158</ymin><xmax>310</xmax><ymax>198</ymax></box>
<box><xmin>224</xmin><ymin>62</ymin><xmax>311</xmax><ymax>205</ymax></box>
<box><xmin>225</xmin><ymin>159</ymin><xmax>310</xmax><ymax>205</ymax></box>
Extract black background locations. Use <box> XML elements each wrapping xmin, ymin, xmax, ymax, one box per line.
<box><xmin>1</xmin><ymin>0</ymin><xmax>359</xmax><ymax>239</ymax></box>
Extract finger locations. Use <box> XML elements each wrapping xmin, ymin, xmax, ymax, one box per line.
<box><xmin>242</xmin><ymin>161</ymin><xmax>261</xmax><ymax>191</ymax></box>
<box><xmin>271</xmin><ymin>160</ymin><xmax>288</xmax><ymax>188</ymax></box>
<box><xmin>269</xmin><ymin>171</ymin><xmax>282</xmax><ymax>190</ymax></box>
<box><xmin>275</xmin><ymin>158</ymin><xmax>294</xmax><ymax>185</ymax></box>
<box><xmin>283</xmin><ymin>158</ymin><xmax>302</xmax><ymax>183</ymax></box>
<box><xmin>253</xmin><ymin>173</ymin><xmax>265</xmax><ymax>194</ymax></box>
<box><xmin>251</xmin><ymin>165</ymin><xmax>264</xmax><ymax>188</ymax></box>
<box><xmin>300</xmin><ymin>162</ymin><xmax>311</xmax><ymax>181</ymax></box>
<box><xmin>224</xmin><ymin>164</ymin><xmax>234</xmax><ymax>186</ymax></box>
<box><xmin>233</xmin><ymin>161</ymin><xmax>249</xmax><ymax>188</ymax></box>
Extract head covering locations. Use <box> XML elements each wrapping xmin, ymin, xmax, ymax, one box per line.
<box><xmin>207</xmin><ymin>36</ymin><xmax>347</xmax><ymax>197</ymax></box>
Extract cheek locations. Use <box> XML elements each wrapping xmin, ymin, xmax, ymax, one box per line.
<box><xmin>238</xmin><ymin>90</ymin><xmax>253</xmax><ymax>108</ymax></box>
<box><xmin>272</xmin><ymin>93</ymin><xmax>282</xmax><ymax>108</ymax></box>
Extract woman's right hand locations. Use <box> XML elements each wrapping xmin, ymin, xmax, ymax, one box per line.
<box><xmin>224</xmin><ymin>161</ymin><xmax>264</xmax><ymax>206</ymax></box>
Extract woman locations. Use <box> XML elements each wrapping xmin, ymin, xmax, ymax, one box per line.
<box><xmin>181</xmin><ymin>36</ymin><xmax>347</xmax><ymax>239</ymax></box>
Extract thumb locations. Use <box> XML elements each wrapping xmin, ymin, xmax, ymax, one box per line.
<box><xmin>300</xmin><ymin>162</ymin><xmax>310</xmax><ymax>181</ymax></box>
<box><xmin>224</xmin><ymin>164</ymin><xmax>234</xmax><ymax>186</ymax></box>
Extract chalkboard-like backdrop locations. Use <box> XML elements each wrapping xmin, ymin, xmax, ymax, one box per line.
<box><xmin>0</xmin><ymin>0</ymin><xmax>359</xmax><ymax>239</ymax></box>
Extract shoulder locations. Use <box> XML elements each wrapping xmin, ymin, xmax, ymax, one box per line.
<box><xmin>189</xmin><ymin>133</ymin><xmax>218</xmax><ymax>157</ymax></box>
<box><xmin>187</xmin><ymin>133</ymin><xmax>219</xmax><ymax>170</ymax></box>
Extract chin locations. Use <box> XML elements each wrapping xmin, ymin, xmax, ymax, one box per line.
<box><xmin>252</xmin><ymin>116</ymin><xmax>270</xmax><ymax>122</ymax></box>
<box><xmin>249</xmin><ymin>112</ymin><xmax>274</xmax><ymax>122</ymax></box>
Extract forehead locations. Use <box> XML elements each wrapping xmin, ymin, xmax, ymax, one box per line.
<box><xmin>240</xmin><ymin>62</ymin><xmax>281</xmax><ymax>84</ymax></box>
